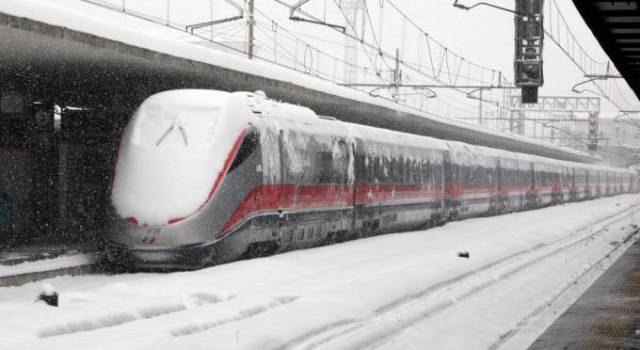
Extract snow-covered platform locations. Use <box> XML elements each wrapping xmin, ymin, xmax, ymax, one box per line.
<box><xmin>0</xmin><ymin>248</ymin><xmax>96</xmax><ymax>287</ymax></box>
<box><xmin>0</xmin><ymin>246</ymin><xmax>85</xmax><ymax>266</ymax></box>
<box><xmin>1</xmin><ymin>195</ymin><xmax>640</xmax><ymax>350</ymax></box>
<box><xmin>529</xmin><ymin>234</ymin><xmax>640</xmax><ymax>350</ymax></box>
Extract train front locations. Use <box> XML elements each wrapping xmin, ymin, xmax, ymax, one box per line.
<box><xmin>106</xmin><ymin>90</ymin><xmax>252</xmax><ymax>268</ymax></box>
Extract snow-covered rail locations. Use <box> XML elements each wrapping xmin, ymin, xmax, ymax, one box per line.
<box><xmin>0</xmin><ymin>254</ymin><xmax>97</xmax><ymax>287</ymax></box>
<box><xmin>293</xmin><ymin>204</ymin><xmax>640</xmax><ymax>350</ymax></box>
<box><xmin>1</xmin><ymin>195</ymin><xmax>640</xmax><ymax>350</ymax></box>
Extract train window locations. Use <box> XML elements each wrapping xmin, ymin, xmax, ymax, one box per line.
<box><xmin>382</xmin><ymin>157</ymin><xmax>391</xmax><ymax>182</ymax></box>
<box><xmin>355</xmin><ymin>152</ymin><xmax>366</xmax><ymax>180</ymax></box>
<box><xmin>227</xmin><ymin>128</ymin><xmax>259</xmax><ymax>173</ymax></box>
<box><xmin>336</xmin><ymin>140</ymin><xmax>350</xmax><ymax>184</ymax></box>
<box><xmin>318</xmin><ymin>151</ymin><xmax>335</xmax><ymax>183</ymax></box>
<box><xmin>134</xmin><ymin>105</ymin><xmax>221</xmax><ymax>147</ymax></box>
<box><xmin>389</xmin><ymin>157</ymin><xmax>397</xmax><ymax>182</ymax></box>
<box><xmin>373</xmin><ymin>156</ymin><xmax>381</xmax><ymax>182</ymax></box>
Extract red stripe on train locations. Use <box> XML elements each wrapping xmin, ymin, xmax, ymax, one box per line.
<box><xmin>216</xmin><ymin>180</ymin><xmax>610</xmax><ymax>238</ymax></box>
<box><xmin>218</xmin><ymin>182</ymin><xmax>509</xmax><ymax>238</ymax></box>
<box><xmin>217</xmin><ymin>183</ymin><xmax>354</xmax><ymax>237</ymax></box>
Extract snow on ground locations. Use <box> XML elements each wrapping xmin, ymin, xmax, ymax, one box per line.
<box><xmin>0</xmin><ymin>254</ymin><xmax>95</xmax><ymax>278</ymax></box>
<box><xmin>1</xmin><ymin>195</ymin><xmax>640</xmax><ymax>350</ymax></box>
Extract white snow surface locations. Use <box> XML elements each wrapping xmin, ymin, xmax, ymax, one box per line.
<box><xmin>0</xmin><ymin>0</ymin><xmax>595</xmax><ymax>161</ymax></box>
<box><xmin>111</xmin><ymin>90</ymin><xmax>254</xmax><ymax>225</ymax></box>
<box><xmin>1</xmin><ymin>195</ymin><xmax>640</xmax><ymax>349</ymax></box>
<box><xmin>0</xmin><ymin>254</ymin><xmax>94</xmax><ymax>278</ymax></box>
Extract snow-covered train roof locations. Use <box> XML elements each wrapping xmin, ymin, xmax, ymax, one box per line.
<box><xmin>241</xmin><ymin>92</ymin><xmax>635</xmax><ymax>174</ymax></box>
<box><xmin>241</xmin><ymin>91</ymin><xmax>450</xmax><ymax>153</ymax></box>
<box><xmin>147</xmin><ymin>90</ymin><xmax>632</xmax><ymax>176</ymax></box>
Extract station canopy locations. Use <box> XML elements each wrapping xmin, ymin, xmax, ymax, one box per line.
<box><xmin>573</xmin><ymin>1</ymin><xmax>640</xmax><ymax>99</ymax></box>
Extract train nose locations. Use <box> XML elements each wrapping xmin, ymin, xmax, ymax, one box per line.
<box><xmin>110</xmin><ymin>91</ymin><xmax>229</xmax><ymax>227</ymax></box>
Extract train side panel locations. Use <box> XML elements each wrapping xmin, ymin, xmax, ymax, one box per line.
<box><xmin>445</xmin><ymin>143</ymin><xmax>498</xmax><ymax>219</ymax></box>
<box><xmin>354</xmin><ymin>126</ymin><xmax>447</xmax><ymax>236</ymax></box>
<box><xmin>496</xmin><ymin>156</ymin><xmax>532</xmax><ymax>212</ymax></box>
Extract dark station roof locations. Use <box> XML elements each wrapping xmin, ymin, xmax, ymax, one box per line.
<box><xmin>573</xmin><ymin>1</ymin><xmax>640</xmax><ymax>99</ymax></box>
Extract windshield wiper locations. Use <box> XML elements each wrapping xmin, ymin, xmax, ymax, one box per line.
<box><xmin>155</xmin><ymin>119</ymin><xmax>189</xmax><ymax>147</ymax></box>
<box><xmin>178</xmin><ymin>125</ymin><xmax>188</xmax><ymax>146</ymax></box>
<box><xmin>155</xmin><ymin>125</ymin><xmax>174</xmax><ymax>147</ymax></box>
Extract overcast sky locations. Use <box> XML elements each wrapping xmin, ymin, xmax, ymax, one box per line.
<box><xmin>105</xmin><ymin>0</ymin><xmax>638</xmax><ymax>118</ymax></box>
<box><xmin>410</xmin><ymin>0</ymin><xmax>636</xmax><ymax>116</ymax></box>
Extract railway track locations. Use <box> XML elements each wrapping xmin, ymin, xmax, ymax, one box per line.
<box><xmin>285</xmin><ymin>204</ymin><xmax>640</xmax><ymax>350</ymax></box>
<box><xmin>0</xmin><ymin>254</ymin><xmax>99</xmax><ymax>288</ymax></box>
<box><xmin>2</xmin><ymin>197</ymin><xmax>639</xmax><ymax>350</ymax></box>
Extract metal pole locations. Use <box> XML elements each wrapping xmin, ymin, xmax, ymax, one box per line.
<box><xmin>247</xmin><ymin>0</ymin><xmax>255</xmax><ymax>59</ymax></box>
<box><xmin>509</xmin><ymin>109</ymin><xmax>514</xmax><ymax>133</ymax></box>
<box><xmin>58</xmin><ymin>127</ymin><xmax>68</xmax><ymax>234</ymax></box>
<box><xmin>478</xmin><ymin>88</ymin><xmax>483</xmax><ymax>125</ymax></box>
<box><xmin>394</xmin><ymin>48</ymin><xmax>400</xmax><ymax>102</ymax></box>
<box><xmin>166</xmin><ymin>0</ymin><xmax>170</xmax><ymax>26</ymax></box>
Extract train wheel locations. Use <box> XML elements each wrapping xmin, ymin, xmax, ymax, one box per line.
<box><xmin>242</xmin><ymin>241</ymin><xmax>279</xmax><ymax>259</ymax></box>
<box><xmin>431</xmin><ymin>214</ymin><xmax>446</xmax><ymax>227</ymax></box>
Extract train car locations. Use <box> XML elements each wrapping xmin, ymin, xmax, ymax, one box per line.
<box><xmin>605</xmin><ymin>170</ymin><xmax>613</xmax><ymax>195</ymax></box>
<box><xmin>530</xmin><ymin>157</ymin><xmax>560</xmax><ymax>207</ymax></box>
<box><xmin>494</xmin><ymin>149</ymin><xmax>532</xmax><ymax>212</ymax></box>
<box><xmin>574</xmin><ymin>166</ymin><xmax>590</xmax><ymax>200</ymax></box>
<box><xmin>629</xmin><ymin>170</ymin><xmax>639</xmax><ymax>193</ymax></box>
<box><xmin>590</xmin><ymin>165</ymin><xmax>603</xmax><ymax>198</ymax></box>
<box><xmin>584</xmin><ymin>166</ymin><xmax>597</xmax><ymax>199</ymax></box>
<box><xmin>558</xmin><ymin>161</ymin><xmax>574</xmax><ymax>203</ymax></box>
<box><xmin>615</xmin><ymin>169</ymin><xmax>624</xmax><ymax>195</ymax></box>
<box><xmin>354</xmin><ymin>124</ymin><xmax>448</xmax><ymax>236</ymax></box>
<box><xmin>106</xmin><ymin>90</ymin><xmax>639</xmax><ymax>269</ymax></box>
<box><xmin>612</xmin><ymin>169</ymin><xmax>621</xmax><ymax>195</ymax></box>
<box><xmin>444</xmin><ymin>142</ymin><xmax>499</xmax><ymax>219</ymax></box>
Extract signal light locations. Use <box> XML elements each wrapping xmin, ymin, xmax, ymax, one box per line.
<box><xmin>514</xmin><ymin>0</ymin><xmax>544</xmax><ymax>103</ymax></box>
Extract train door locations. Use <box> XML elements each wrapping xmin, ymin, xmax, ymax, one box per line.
<box><xmin>332</xmin><ymin>136</ymin><xmax>354</xmax><ymax>240</ymax></box>
<box><xmin>552</xmin><ymin>168</ymin><xmax>561</xmax><ymax>203</ymax></box>
<box><xmin>489</xmin><ymin>157</ymin><xmax>499</xmax><ymax>213</ymax></box>
<box><xmin>528</xmin><ymin>162</ymin><xmax>537</xmax><ymax>207</ymax></box>
<box><xmin>586</xmin><ymin>170</ymin><xmax>593</xmax><ymax>198</ymax></box>
<box><xmin>434</xmin><ymin>151</ymin><xmax>446</xmax><ymax>222</ymax></box>
<box><xmin>273</xmin><ymin>127</ymin><xmax>288</xmax><ymax>244</ymax></box>
<box><xmin>443</xmin><ymin>151</ymin><xmax>459</xmax><ymax>220</ymax></box>
<box><xmin>570</xmin><ymin>168</ymin><xmax>576</xmax><ymax>200</ymax></box>
<box><xmin>350</xmin><ymin>142</ymin><xmax>357</xmax><ymax>234</ymax></box>
<box><xmin>419</xmin><ymin>149</ymin><xmax>446</xmax><ymax>224</ymax></box>
<box><xmin>353</xmin><ymin>139</ymin><xmax>365</xmax><ymax>235</ymax></box>
<box><xmin>353</xmin><ymin>138</ymin><xmax>380</xmax><ymax>237</ymax></box>
<box><xmin>496</xmin><ymin>159</ymin><xmax>505</xmax><ymax>212</ymax></box>
<box><xmin>565</xmin><ymin>167</ymin><xmax>575</xmax><ymax>201</ymax></box>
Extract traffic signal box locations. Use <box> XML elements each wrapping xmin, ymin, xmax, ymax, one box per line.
<box><xmin>515</xmin><ymin>0</ymin><xmax>544</xmax><ymax>104</ymax></box>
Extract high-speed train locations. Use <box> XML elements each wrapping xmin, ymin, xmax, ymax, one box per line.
<box><xmin>106</xmin><ymin>89</ymin><xmax>639</xmax><ymax>268</ymax></box>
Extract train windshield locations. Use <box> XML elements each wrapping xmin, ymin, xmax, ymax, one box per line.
<box><xmin>132</xmin><ymin>104</ymin><xmax>220</xmax><ymax>148</ymax></box>
<box><xmin>111</xmin><ymin>90</ymin><xmax>234</xmax><ymax>226</ymax></box>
